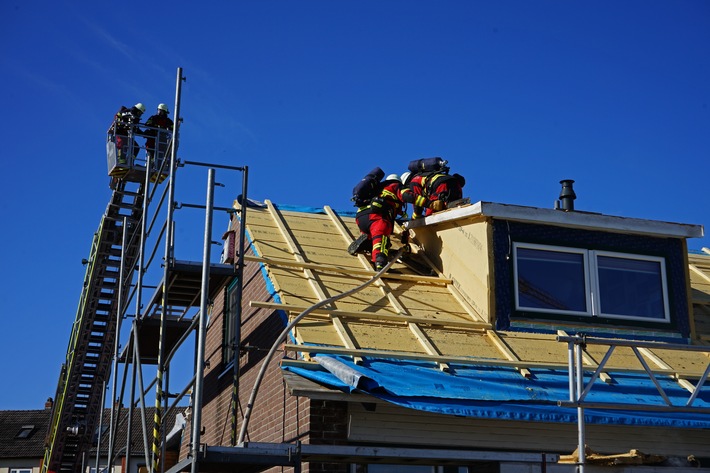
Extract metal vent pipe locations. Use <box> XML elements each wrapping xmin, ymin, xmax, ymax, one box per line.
<box><xmin>558</xmin><ymin>179</ymin><xmax>576</xmax><ymax>211</ymax></box>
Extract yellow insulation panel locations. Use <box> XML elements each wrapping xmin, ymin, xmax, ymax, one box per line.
<box><xmin>243</xmin><ymin>205</ymin><xmax>710</xmax><ymax>372</ymax></box>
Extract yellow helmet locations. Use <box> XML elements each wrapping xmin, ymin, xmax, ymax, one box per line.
<box><xmin>134</xmin><ymin>103</ymin><xmax>146</xmax><ymax>113</ymax></box>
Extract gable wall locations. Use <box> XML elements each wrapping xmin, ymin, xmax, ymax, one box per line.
<box><xmin>411</xmin><ymin>217</ymin><xmax>493</xmax><ymax>323</ymax></box>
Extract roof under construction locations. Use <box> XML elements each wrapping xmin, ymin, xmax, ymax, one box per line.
<box><xmin>235</xmin><ymin>198</ymin><xmax>710</xmax><ymax>432</ymax></box>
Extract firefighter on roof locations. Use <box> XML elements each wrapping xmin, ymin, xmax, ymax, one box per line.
<box><xmin>350</xmin><ymin>173</ymin><xmax>438</xmax><ymax>271</ymax></box>
<box><xmin>402</xmin><ymin>162</ymin><xmax>465</xmax><ymax>219</ymax></box>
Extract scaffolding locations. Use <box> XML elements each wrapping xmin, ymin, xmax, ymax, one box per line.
<box><xmin>42</xmin><ymin>67</ymin><xmax>249</xmax><ymax>473</ymax></box>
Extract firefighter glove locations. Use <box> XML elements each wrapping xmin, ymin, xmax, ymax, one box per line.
<box><xmin>429</xmin><ymin>200</ymin><xmax>446</xmax><ymax>212</ymax></box>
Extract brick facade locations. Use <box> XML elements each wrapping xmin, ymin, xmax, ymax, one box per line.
<box><xmin>180</xmin><ymin>217</ymin><xmax>349</xmax><ymax>472</ymax></box>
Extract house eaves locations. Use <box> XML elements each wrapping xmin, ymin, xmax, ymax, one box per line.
<box><xmin>409</xmin><ymin>201</ymin><xmax>704</xmax><ymax>240</ymax></box>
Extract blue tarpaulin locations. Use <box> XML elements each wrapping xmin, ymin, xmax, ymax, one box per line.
<box><xmin>283</xmin><ymin>354</ymin><xmax>710</xmax><ymax>429</ymax></box>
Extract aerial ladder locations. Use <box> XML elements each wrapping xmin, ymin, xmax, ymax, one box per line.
<box><xmin>41</xmin><ymin>117</ymin><xmax>171</xmax><ymax>473</ymax></box>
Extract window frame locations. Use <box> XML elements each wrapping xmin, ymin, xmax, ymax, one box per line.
<box><xmin>222</xmin><ymin>278</ymin><xmax>240</xmax><ymax>364</ymax></box>
<box><xmin>15</xmin><ymin>424</ymin><xmax>35</xmax><ymax>439</ymax></box>
<box><xmin>513</xmin><ymin>242</ymin><xmax>670</xmax><ymax>323</ymax></box>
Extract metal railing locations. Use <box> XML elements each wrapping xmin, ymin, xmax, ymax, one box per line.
<box><xmin>557</xmin><ymin>333</ymin><xmax>710</xmax><ymax>472</ymax></box>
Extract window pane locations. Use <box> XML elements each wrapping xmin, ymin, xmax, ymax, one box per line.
<box><xmin>597</xmin><ymin>255</ymin><xmax>666</xmax><ymax>319</ymax></box>
<box><xmin>516</xmin><ymin>247</ymin><xmax>587</xmax><ymax>312</ymax></box>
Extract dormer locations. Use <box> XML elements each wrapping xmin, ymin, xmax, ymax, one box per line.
<box><xmin>408</xmin><ymin>190</ymin><xmax>704</xmax><ymax>340</ymax></box>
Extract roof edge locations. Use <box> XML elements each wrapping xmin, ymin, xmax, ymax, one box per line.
<box><xmin>408</xmin><ymin>201</ymin><xmax>704</xmax><ymax>239</ymax></box>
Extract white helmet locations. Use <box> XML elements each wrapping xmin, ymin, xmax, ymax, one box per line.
<box><xmin>157</xmin><ymin>103</ymin><xmax>169</xmax><ymax>113</ymax></box>
<box><xmin>400</xmin><ymin>171</ymin><xmax>412</xmax><ymax>185</ymax></box>
<box><xmin>134</xmin><ymin>103</ymin><xmax>146</xmax><ymax>113</ymax></box>
<box><xmin>385</xmin><ymin>173</ymin><xmax>400</xmax><ymax>182</ymax></box>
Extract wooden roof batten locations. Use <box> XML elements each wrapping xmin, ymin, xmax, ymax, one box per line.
<box><xmin>264</xmin><ymin>200</ymin><xmax>362</xmax><ymax>363</ymax></box>
<box><xmin>323</xmin><ymin>205</ymin><xmax>452</xmax><ymax>372</ymax></box>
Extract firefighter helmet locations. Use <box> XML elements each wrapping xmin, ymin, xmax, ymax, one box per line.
<box><xmin>400</xmin><ymin>171</ymin><xmax>412</xmax><ymax>185</ymax></box>
<box><xmin>385</xmin><ymin>173</ymin><xmax>400</xmax><ymax>182</ymax></box>
<box><xmin>134</xmin><ymin>103</ymin><xmax>146</xmax><ymax>113</ymax></box>
<box><xmin>158</xmin><ymin>103</ymin><xmax>169</xmax><ymax>113</ymax></box>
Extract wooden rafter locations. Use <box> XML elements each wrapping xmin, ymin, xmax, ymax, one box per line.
<box><xmin>485</xmin><ymin>330</ymin><xmax>532</xmax><ymax>379</ymax></box>
<box><xmin>324</xmin><ymin>206</ymin><xmax>450</xmax><ymax>371</ymax></box>
<box><xmin>243</xmin><ymin>254</ymin><xmax>450</xmax><ymax>285</ymax></box>
<box><xmin>264</xmin><ymin>200</ymin><xmax>360</xmax><ymax>362</ymax></box>
<box><xmin>637</xmin><ymin>347</ymin><xmax>697</xmax><ymax>393</ymax></box>
<box><xmin>250</xmin><ymin>301</ymin><xmax>489</xmax><ymax>330</ymax></box>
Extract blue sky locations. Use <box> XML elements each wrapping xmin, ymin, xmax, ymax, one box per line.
<box><xmin>0</xmin><ymin>1</ymin><xmax>708</xmax><ymax>410</ymax></box>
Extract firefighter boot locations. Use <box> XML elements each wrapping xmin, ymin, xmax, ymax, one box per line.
<box><xmin>348</xmin><ymin>234</ymin><xmax>370</xmax><ymax>255</ymax></box>
<box><xmin>375</xmin><ymin>253</ymin><xmax>388</xmax><ymax>271</ymax></box>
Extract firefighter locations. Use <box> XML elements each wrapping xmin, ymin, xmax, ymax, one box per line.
<box><xmin>351</xmin><ymin>174</ymin><xmax>439</xmax><ymax>271</ymax></box>
<box><xmin>402</xmin><ymin>169</ymin><xmax>464</xmax><ymax>219</ymax></box>
<box><xmin>144</xmin><ymin>103</ymin><xmax>174</xmax><ymax>168</ymax></box>
<box><xmin>109</xmin><ymin>103</ymin><xmax>146</xmax><ymax>164</ymax></box>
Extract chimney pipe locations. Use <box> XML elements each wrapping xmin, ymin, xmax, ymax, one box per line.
<box><xmin>558</xmin><ymin>179</ymin><xmax>576</xmax><ymax>211</ymax></box>
<box><xmin>45</xmin><ymin>397</ymin><xmax>54</xmax><ymax>410</ymax></box>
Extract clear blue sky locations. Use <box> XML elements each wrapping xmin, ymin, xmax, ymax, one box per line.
<box><xmin>0</xmin><ymin>1</ymin><xmax>708</xmax><ymax>410</ymax></box>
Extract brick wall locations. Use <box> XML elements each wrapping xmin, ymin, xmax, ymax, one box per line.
<box><xmin>180</xmin><ymin>216</ymin><xmax>349</xmax><ymax>472</ymax></box>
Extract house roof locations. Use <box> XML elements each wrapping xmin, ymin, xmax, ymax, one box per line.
<box><xmin>0</xmin><ymin>409</ymin><xmax>51</xmax><ymax>458</ymax></box>
<box><xmin>0</xmin><ymin>407</ymin><xmax>185</xmax><ymax>460</ymax></box>
<box><xmin>238</xmin><ymin>199</ymin><xmax>710</xmax><ymax>427</ymax></box>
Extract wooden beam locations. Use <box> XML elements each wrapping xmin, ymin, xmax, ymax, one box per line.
<box><xmin>324</xmin><ymin>207</ymin><xmax>450</xmax><ymax>372</ymax></box>
<box><xmin>485</xmin><ymin>330</ymin><xmax>532</xmax><ymax>378</ymax></box>
<box><xmin>284</xmin><ymin>343</ymin><xmax>697</xmax><ymax>376</ymax></box>
<box><xmin>265</xmin><ymin>200</ymin><xmax>360</xmax><ymax>362</ymax></box>
<box><xmin>637</xmin><ymin>347</ymin><xmax>697</xmax><ymax>393</ymax></box>
<box><xmin>250</xmin><ymin>301</ymin><xmax>489</xmax><ymax>330</ymax></box>
<box><xmin>244</xmin><ymin>254</ymin><xmax>450</xmax><ymax>285</ymax></box>
<box><xmin>689</xmin><ymin>263</ymin><xmax>710</xmax><ymax>285</ymax></box>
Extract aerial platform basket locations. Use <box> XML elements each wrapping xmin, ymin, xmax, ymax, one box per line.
<box><xmin>106</xmin><ymin>127</ymin><xmax>170</xmax><ymax>184</ymax></box>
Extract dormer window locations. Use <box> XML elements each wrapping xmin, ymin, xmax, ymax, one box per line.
<box><xmin>513</xmin><ymin>242</ymin><xmax>670</xmax><ymax>323</ymax></box>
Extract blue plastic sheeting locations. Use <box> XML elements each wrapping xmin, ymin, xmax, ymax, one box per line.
<box><xmin>283</xmin><ymin>354</ymin><xmax>710</xmax><ymax>429</ymax></box>
<box><xmin>240</xmin><ymin>197</ymin><xmax>358</xmax><ymax>218</ymax></box>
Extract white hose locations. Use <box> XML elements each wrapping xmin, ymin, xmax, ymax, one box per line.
<box><xmin>236</xmin><ymin>246</ymin><xmax>407</xmax><ymax>445</ymax></box>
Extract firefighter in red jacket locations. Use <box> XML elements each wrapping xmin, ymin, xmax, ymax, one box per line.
<box><xmin>350</xmin><ymin>174</ymin><xmax>437</xmax><ymax>270</ymax></box>
<box><xmin>109</xmin><ymin>103</ymin><xmax>145</xmax><ymax>164</ymax></box>
<box><xmin>402</xmin><ymin>170</ymin><xmax>464</xmax><ymax>219</ymax></box>
<box><xmin>144</xmin><ymin>103</ymin><xmax>174</xmax><ymax>166</ymax></box>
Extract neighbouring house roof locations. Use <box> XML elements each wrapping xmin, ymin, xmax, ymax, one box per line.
<box><xmin>0</xmin><ymin>409</ymin><xmax>51</xmax><ymax>458</ymax></box>
<box><xmin>0</xmin><ymin>407</ymin><xmax>185</xmax><ymax>461</ymax></box>
<box><xmin>236</xmin><ymin>199</ymin><xmax>710</xmax><ymax>429</ymax></box>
